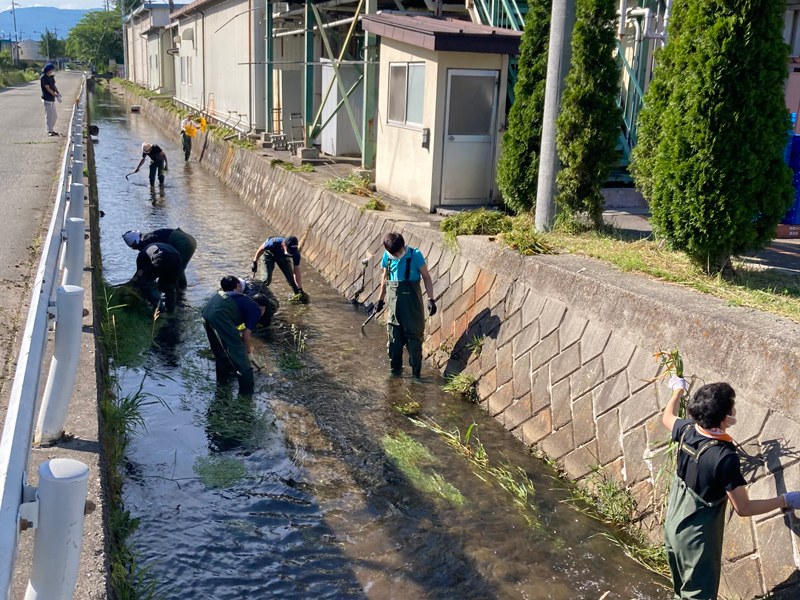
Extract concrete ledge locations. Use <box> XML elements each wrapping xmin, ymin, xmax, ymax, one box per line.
<box><xmin>113</xmin><ymin>82</ymin><xmax>800</xmax><ymax>598</ymax></box>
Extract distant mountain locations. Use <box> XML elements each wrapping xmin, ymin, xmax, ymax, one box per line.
<box><xmin>0</xmin><ymin>7</ymin><xmax>93</xmax><ymax>40</ymax></box>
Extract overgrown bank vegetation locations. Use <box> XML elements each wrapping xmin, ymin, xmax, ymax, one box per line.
<box><xmin>440</xmin><ymin>209</ymin><xmax>800</xmax><ymax>322</ymax></box>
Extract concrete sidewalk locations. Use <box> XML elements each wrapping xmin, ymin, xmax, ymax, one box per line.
<box><xmin>603</xmin><ymin>207</ymin><xmax>800</xmax><ymax>275</ymax></box>
<box><xmin>0</xmin><ymin>72</ymin><xmax>106</xmax><ymax>600</ymax></box>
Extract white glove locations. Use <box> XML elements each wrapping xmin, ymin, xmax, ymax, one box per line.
<box><xmin>668</xmin><ymin>374</ymin><xmax>687</xmax><ymax>391</ymax></box>
<box><xmin>56</xmin><ymin>93</ymin><xmax>62</xmax><ymax>103</ymax></box>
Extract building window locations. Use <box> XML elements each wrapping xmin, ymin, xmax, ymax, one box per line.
<box><xmin>187</xmin><ymin>57</ymin><xmax>192</xmax><ymax>86</ymax></box>
<box><xmin>388</xmin><ymin>62</ymin><xmax>425</xmax><ymax>128</ymax></box>
<box><xmin>180</xmin><ymin>57</ymin><xmax>186</xmax><ymax>84</ymax></box>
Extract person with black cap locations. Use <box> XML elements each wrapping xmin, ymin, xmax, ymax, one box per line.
<box><xmin>130</xmin><ymin>242</ymin><xmax>182</xmax><ymax>312</ymax></box>
<box><xmin>123</xmin><ymin>228</ymin><xmax>197</xmax><ymax>289</ymax></box>
<box><xmin>250</xmin><ymin>235</ymin><xmax>307</xmax><ymax>301</ymax></box>
<box><xmin>40</xmin><ymin>63</ymin><xmax>61</xmax><ymax>136</ymax></box>
<box><xmin>133</xmin><ymin>142</ymin><xmax>169</xmax><ymax>187</ymax></box>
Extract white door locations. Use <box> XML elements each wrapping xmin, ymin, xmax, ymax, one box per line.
<box><xmin>441</xmin><ymin>69</ymin><xmax>499</xmax><ymax>205</ymax></box>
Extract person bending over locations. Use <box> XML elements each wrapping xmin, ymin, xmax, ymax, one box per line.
<box><xmin>124</xmin><ymin>228</ymin><xmax>197</xmax><ymax>289</ymax></box>
<box><xmin>251</xmin><ymin>235</ymin><xmax>306</xmax><ymax>301</ymax></box>
<box><xmin>131</xmin><ymin>242</ymin><xmax>182</xmax><ymax>312</ymax></box>
<box><xmin>134</xmin><ymin>142</ymin><xmax>169</xmax><ymax>187</ymax></box>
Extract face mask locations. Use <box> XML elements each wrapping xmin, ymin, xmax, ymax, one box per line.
<box><xmin>391</xmin><ymin>247</ymin><xmax>406</xmax><ymax>260</ymax></box>
<box><xmin>725</xmin><ymin>414</ymin><xmax>737</xmax><ymax>426</ymax></box>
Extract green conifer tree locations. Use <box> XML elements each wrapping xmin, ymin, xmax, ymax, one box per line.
<box><xmin>631</xmin><ymin>0</ymin><xmax>794</xmax><ymax>273</ymax></box>
<box><xmin>496</xmin><ymin>0</ymin><xmax>552</xmax><ymax>214</ymax></box>
<box><xmin>554</xmin><ymin>0</ymin><xmax>622</xmax><ymax>228</ymax></box>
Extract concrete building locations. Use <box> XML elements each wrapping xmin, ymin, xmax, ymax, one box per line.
<box><xmin>169</xmin><ymin>0</ymin><xmax>267</xmax><ymax>132</ymax></box>
<box><xmin>363</xmin><ymin>14</ymin><xmax>520</xmax><ymax>212</ymax></box>
<box><xmin>124</xmin><ymin>4</ymin><xmax>182</xmax><ymax>93</ymax></box>
<box><xmin>17</xmin><ymin>39</ymin><xmax>45</xmax><ymax>64</ymax></box>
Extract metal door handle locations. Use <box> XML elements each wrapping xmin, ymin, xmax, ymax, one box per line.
<box><xmin>448</xmin><ymin>135</ymin><xmax>454</xmax><ymax>142</ymax></box>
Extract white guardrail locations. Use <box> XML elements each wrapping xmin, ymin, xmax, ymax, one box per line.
<box><xmin>0</xmin><ymin>75</ymin><xmax>91</xmax><ymax>600</ymax></box>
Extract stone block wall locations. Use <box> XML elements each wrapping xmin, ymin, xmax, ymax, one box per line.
<box><xmin>113</xmin><ymin>84</ymin><xmax>800</xmax><ymax>598</ymax></box>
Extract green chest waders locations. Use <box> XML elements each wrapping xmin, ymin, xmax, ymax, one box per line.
<box><xmin>385</xmin><ymin>250</ymin><xmax>425</xmax><ymax>376</ymax></box>
<box><xmin>202</xmin><ymin>292</ymin><xmax>254</xmax><ymax>395</ymax></box>
<box><xmin>167</xmin><ymin>228</ymin><xmax>197</xmax><ymax>290</ymax></box>
<box><xmin>664</xmin><ymin>429</ymin><xmax>728</xmax><ymax>599</ymax></box>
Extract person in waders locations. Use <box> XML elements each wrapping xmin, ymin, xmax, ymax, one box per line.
<box><xmin>123</xmin><ymin>228</ymin><xmax>197</xmax><ymax>289</ymax></box>
<box><xmin>661</xmin><ymin>377</ymin><xmax>800</xmax><ymax>598</ymax></box>
<box><xmin>180</xmin><ymin>115</ymin><xmax>198</xmax><ymax>161</ymax></box>
<box><xmin>202</xmin><ymin>276</ymin><xmax>272</xmax><ymax>396</ymax></box>
<box><xmin>374</xmin><ymin>232</ymin><xmax>436</xmax><ymax>378</ymax></box>
<box><xmin>131</xmin><ymin>242</ymin><xmax>182</xmax><ymax>312</ymax></box>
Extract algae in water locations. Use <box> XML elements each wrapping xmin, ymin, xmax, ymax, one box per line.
<box><xmin>193</xmin><ymin>456</ymin><xmax>248</xmax><ymax>488</ymax></box>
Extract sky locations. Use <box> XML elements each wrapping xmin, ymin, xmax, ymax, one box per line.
<box><xmin>5</xmin><ymin>1</ymin><xmax>103</xmax><ymax>8</ymax></box>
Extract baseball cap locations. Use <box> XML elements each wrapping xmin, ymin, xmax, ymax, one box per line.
<box><xmin>122</xmin><ymin>230</ymin><xmax>141</xmax><ymax>247</ymax></box>
<box><xmin>285</xmin><ymin>235</ymin><xmax>299</xmax><ymax>250</ymax></box>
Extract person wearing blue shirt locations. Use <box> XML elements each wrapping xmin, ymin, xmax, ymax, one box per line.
<box><xmin>374</xmin><ymin>232</ymin><xmax>436</xmax><ymax>377</ymax></box>
<box><xmin>251</xmin><ymin>235</ymin><xmax>307</xmax><ymax>301</ymax></box>
<box><xmin>202</xmin><ymin>275</ymin><xmax>272</xmax><ymax>395</ymax></box>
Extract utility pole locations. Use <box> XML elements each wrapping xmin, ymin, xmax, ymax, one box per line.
<box><xmin>10</xmin><ymin>1</ymin><xmax>18</xmax><ymax>64</ymax></box>
<box><xmin>534</xmin><ymin>0</ymin><xmax>577</xmax><ymax>232</ymax></box>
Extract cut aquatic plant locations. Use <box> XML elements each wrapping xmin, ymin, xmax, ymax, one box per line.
<box><xmin>441</xmin><ymin>372</ymin><xmax>479</xmax><ymax>402</ymax></box>
<box><xmin>278</xmin><ymin>324</ymin><xmax>307</xmax><ymax>370</ymax></box>
<box><xmin>326</xmin><ymin>173</ymin><xmax>373</xmax><ymax>197</ymax></box>
<box><xmin>193</xmin><ymin>456</ymin><xmax>248</xmax><ymax>489</ymax></box>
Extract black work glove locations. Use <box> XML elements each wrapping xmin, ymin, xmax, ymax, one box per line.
<box><xmin>375</xmin><ymin>299</ymin><xmax>385</xmax><ymax>313</ymax></box>
<box><xmin>427</xmin><ymin>299</ymin><xmax>437</xmax><ymax>317</ymax></box>
<box><xmin>251</xmin><ymin>261</ymin><xmax>258</xmax><ymax>274</ymax></box>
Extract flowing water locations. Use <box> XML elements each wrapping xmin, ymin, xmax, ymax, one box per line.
<box><xmin>91</xmin><ymin>89</ymin><xmax>669</xmax><ymax>600</ymax></box>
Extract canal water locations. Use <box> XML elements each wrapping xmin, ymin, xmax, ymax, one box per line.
<box><xmin>91</xmin><ymin>89</ymin><xmax>669</xmax><ymax>600</ymax></box>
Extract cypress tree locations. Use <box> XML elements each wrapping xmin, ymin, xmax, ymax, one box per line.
<box><xmin>631</xmin><ymin>0</ymin><xmax>794</xmax><ymax>273</ymax></box>
<box><xmin>554</xmin><ymin>0</ymin><xmax>622</xmax><ymax>228</ymax></box>
<box><xmin>496</xmin><ymin>0</ymin><xmax>552</xmax><ymax>215</ymax></box>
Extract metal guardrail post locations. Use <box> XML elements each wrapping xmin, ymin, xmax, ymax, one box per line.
<box><xmin>22</xmin><ymin>459</ymin><xmax>89</xmax><ymax>600</ymax></box>
<box><xmin>62</xmin><ymin>219</ymin><xmax>85</xmax><ymax>288</ymax></box>
<box><xmin>67</xmin><ymin>182</ymin><xmax>85</xmax><ymax>221</ymax></box>
<box><xmin>34</xmin><ymin>285</ymin><xmax>85</xmax><ymax>445</ymax></box>
<box><xmin>70</xmin><ymin>158</ymin><xmax>83</xmax><ymax>186</ymax></box>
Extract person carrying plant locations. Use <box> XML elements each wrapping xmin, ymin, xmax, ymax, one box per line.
<box><xmin>123</xmin><ymin>228</ymin><xmax>197</xmax><ymax>289</ymax></box>
<box><xmin>202</xmin><ymin>276</ymin><xmax>271</xmax><ymax>396</ymax></box>
<box><xmin>40</xmin><ymin>63</ymin><xmax>61</xmax><ymax>136</ymax></box>
<box><xmin>250</xmin><ymin>235</ymin><xmax>307</xmax><ymax>302</ymax></box>
<box><xmin>661</xmin><ymin>377</ymin><xmax>800</xmax><ymax>598</ymax></box>
<box><xmin>130</xmin><ymin>242</ymin><xmax>182</xmax><ymax>313</ymax></box>
<box><xmin>374</xmin><ymin>232</ymin><xmax>436</xmax><ymax>378</ymax></box>
<box><xmin>133</xmin><ymin>142</ymin><xmax>169</xmax><ymax>187</ymax></box>
<box><xmin>180</xmin><ymin>114</ymin><xmax>198</xmax><ymax>161</ymax></box>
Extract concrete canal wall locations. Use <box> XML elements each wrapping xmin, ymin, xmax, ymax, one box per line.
<box><xmin>112</xmin><ymin>83</ymin><xmax>800</xmax><ymax>599</ymax></box>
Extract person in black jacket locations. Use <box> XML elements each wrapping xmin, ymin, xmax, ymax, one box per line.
<box><xmin>40</xmin><ymin>63</ymin><xmax>61</xmax><ymax>136</ymax></box>
<box><xmin>131</xmin><ymin>242</ymin><xmax>182</xmax><ymax>312</ymax></box>
<box><xmin>123</xmin><ymin>228</ymin><xmax>196</xmax><ymax>289</ymax></box>
<box><xmin>133</xmin><ymin>142</ymin><xmax>169</xmax><ymax>186</ymax></box>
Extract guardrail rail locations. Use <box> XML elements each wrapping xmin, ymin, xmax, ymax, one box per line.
<box><xmin>0</xmin><ymin>74</ymin><xmax>91</xmax><ymax>600</ymax></box>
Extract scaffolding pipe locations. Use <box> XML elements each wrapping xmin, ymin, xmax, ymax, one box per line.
<box><xmin>23</xmin><ymin>459</ymin><xmax>89</xmax><ymax>600</ymax></box>
<box><xmin>273</xmin><ymin>14</ymin><xmax>361</xmax><ymax>37</ymax></box>
<box><xmin>34</xmin><ymin>285</ymin><xmax>85</xmax><ymax>445</ymax></box>
<box><xmin>618</xmin><ymin>0</ymin><xmax>626</xmax><ymax>38</ymax></box>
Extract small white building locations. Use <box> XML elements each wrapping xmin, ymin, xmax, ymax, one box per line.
<box><xmin>17</xmin><ymin>39</ymin><xmax>46</xmax><ymax>64</ymax></box>
<box><xmin>170</xmin><ymin>0</ymin><xmax>267</xmax><ymax>131</ymax></box>
<box><xmin>124</xmin><ymin>4</ymin><xmax>181</xmax><ymax>93</ymax></box>
<box><xmin>363</xmin><ymin>13</ymin><xmax>521</xmax><ymax>212</ymax></box>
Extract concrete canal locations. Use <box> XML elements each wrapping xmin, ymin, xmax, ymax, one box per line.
<box><xmin>90</xmin><ymin>88</ymin><xmax>669</xmax><ymax>599</ymax></box>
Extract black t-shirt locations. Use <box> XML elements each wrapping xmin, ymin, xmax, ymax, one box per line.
<box><xmin>41</xmin><ymin>74</ymin><xmax>56</xmax><ymax>101</ymax></box>
<box><xmin>143</xmin><ymin>145</ymin><xmax>164</xmax><ymax>161</ymax></box>
<box><xmin>672</xmin><ymin>419</ymin><xmax>747</xmax><ymax>502</ymax></box>
<box><xmin>136</xmin><ymin>242</ymin><xmax>181</xmax><ymax>274</ymax></box>
<box><xmin>138</xmin><ymin>228</ymin><xmax>173</xmax><ymax>248</ymax></box>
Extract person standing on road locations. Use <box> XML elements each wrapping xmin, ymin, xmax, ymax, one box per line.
<box><xmin>133</xmin><ymin>142</ymin><xmax>169</xmax><ymax>187</ymax></box>
<box><xmin>123</xmin><ymin>228</ymin><xmax>197</xmax><ymax>289</ymax></box>
<box><xmin>374</xmin><ymin>232</ymin><xmax>436</xmax><ymax>378</ymax></box>
<box><xmin>40</xmin><ymin>63</ymin><xmax>61</xmax><ymax>136</ymax></box>
<box><xmin>661</xmin><ymin>377</ymin><xmax>800</xmax><ymax>598</ymax></box>
<box><xmin>180</xmin><ymin>115</ymin><xmax>198</xmax><ymax>161</ymax></box>
<box><xmin>202</xmin><ymin>275</ymin><xmax>271</xmax><ymax>396</ymax></box>
<box><xmin>130</xmin><ymin>242</ymin><xmax>182</xmax><ymax>312</ymax></box>
<box><xmin>251</xmin><ymin>235</ymin><xmax>307</xmax><ymax>301</ymax></box>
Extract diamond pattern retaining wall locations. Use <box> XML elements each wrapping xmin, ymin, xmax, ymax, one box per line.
<box><xmin>114</xmin><ymin>83</ymin><xmax>800</xmax><ymax>598</ymax></box>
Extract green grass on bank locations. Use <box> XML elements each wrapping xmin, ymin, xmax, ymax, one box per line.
<box><xmin>110</xmin><ymin>78</ymin><xmax>257</xmax><ymax>150</ymax></box>
<box><xmin>440</xmin><ymin>210</ymin><xmax>800</xmax><ymax>322</ymax></box>
<box><xmin>0</xmin><ymin>68</ymin><xmax>40</xmax><ymax>88</ymax></box>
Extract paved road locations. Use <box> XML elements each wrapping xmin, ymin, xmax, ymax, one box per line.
<box><xmin>0</xmin><ymin>71</ymin><xmax>83</xmax><ymax>393</ymax></box>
